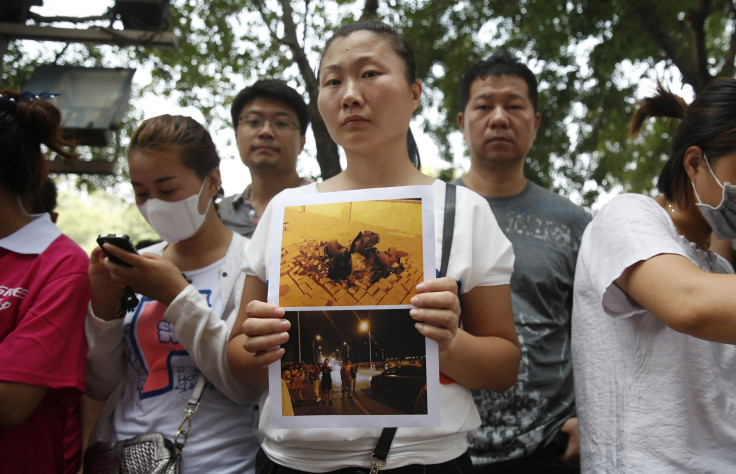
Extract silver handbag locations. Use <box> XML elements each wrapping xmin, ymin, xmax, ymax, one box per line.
<box><xmin>84</xmin><ymin>432</ymin><xmax>180</xmax><ymax>474</ymax></box>
<box><xmin>83</xmin><ymin>375</ymin><xmax>205</xmax><ymax>474</ymax></box>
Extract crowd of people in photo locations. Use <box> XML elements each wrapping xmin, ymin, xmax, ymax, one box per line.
<box><xmin>280</xmin><ymin>360</ymin><xmax>346</xmax><ymax>406</ymax></box>
<box><xmin>2</xmin><ymin>16</ymin><xmax>736</xmax><ymax>474</ymax></box>
<box><xmin>279</xmin><ymin>357</ymin><xmax>423</xmax><ymax>413</ymax></box>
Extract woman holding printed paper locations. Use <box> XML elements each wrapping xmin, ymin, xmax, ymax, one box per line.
<box><xmin>227</xmin><ymin>19</ymin><xmax>520</xmax><ymax>473</ymax></box>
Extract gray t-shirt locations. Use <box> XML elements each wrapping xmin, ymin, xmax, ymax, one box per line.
<box><xmin>453</xmin><ymin>179</ymin><xmax>590</xmax><ymax>465</ymax></box>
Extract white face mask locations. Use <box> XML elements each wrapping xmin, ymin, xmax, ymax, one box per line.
<box><xmin>137</xmin><ymin>179</ymin><xmax>212</xmax><ymax>244</ymax></box>
<box><xmin>691</xmin><ymin>155</ymin><xmax>736</xmax><ymax>240</ymax></box>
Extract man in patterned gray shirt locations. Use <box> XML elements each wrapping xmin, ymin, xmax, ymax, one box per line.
<box><xmin>453</xmin><ymin>54</ymin><xmax>590</xmax><ymax>473</ymax></box>
<box><xmin>219</xmin><ymin>79</ymin><xmax>311</xmax><ymax>237</ymax></box>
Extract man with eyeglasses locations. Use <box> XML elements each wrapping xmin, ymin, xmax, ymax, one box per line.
<box><xmin>219</xmin><ymin>79</ymin><xmax>312</xmax><ymax>237</ymax></box>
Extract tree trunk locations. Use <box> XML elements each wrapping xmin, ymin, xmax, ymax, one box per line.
<box><xmin>278</xmin><ymin>0</ymin><xmax>342</xmax><ymax>180</ymax></box>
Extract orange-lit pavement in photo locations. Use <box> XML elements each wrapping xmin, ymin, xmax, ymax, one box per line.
<box><xmin>278</xmin><ymin>205</ymin><xmax>424</xmax><ymax>307</ymax></box>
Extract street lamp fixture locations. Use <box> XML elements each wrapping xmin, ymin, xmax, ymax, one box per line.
<box><xmin>313</xmin><ymin>334</ymin><xmax>321</xmax><ymax>363</ymax></box>
<box><xmin>360</xmin><ymin>321</ymin><xmax>371</xmax><ymax>368</ymax></box>
<box><xmin>24</xmin><ymin>65</ymin><xmax>135</xmax><ymax>148</ymax></box>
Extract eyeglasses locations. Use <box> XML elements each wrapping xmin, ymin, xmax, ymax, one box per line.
<box><xmin>237</xmin><ymin>116</ymin><xmax>299</xmax><ymax>132</ymax></box>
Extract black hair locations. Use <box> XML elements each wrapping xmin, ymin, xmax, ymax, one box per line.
<box><xmin>0</xmin><ymin>89</ymin><xmax>77</xmax><ymax>199</ymax></box>
<box><xmin>457</xmin><ymin>53</ymin><xmax>539</xmax><ymax>113</ymax></box>
<box><xmin>319</xmin><ymin>19</ymin><xmax>417</xmax><ymax>84</ymax></box>
<box><xmin>230</xmin><ymin>79</ymin><xmax>310</xmax><ymax>135</ymax></box>
<box><xmin>319</xmin><ymin>19</ymin><xmax>421</xmax><ymax>168</ymax></box>
<box><xmin>630</xmin><ymin>79</ymin><xmax>736</xmax><ymax>208</ymax></box>
<box><xmin>26</xmin><ymin>178</ymin><xmax>58</xmax><ymax>214</ymax></box>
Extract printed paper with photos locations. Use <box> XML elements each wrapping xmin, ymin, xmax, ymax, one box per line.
<box><xmin>266</xmin><ymin>185</ymin><xmax>440</xmax><ymax>428</ymax></box>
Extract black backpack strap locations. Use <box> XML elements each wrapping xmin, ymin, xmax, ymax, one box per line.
<box><xmin>370</xmin><ymin>183</ymin><xmax>457</xmax><ymax>472</ymax></box>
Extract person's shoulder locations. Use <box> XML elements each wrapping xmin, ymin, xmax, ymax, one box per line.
<box><xmin>435</xmin><ymin>179</ymin><xmax>486</xmax><ymax>206</ymax></box>
<box><xmin>598</xmin><ymin>193</ymin><xmax>657</xmax><ymax>216</ymax></box>
<box><xmin>527</xmin><ymin>181</ymin><xmax>585</xmax><ymax>208</ymax></box>
<box><xmin>259</xmin><ymin>183</ymin><xmax>319</xmax><ymax>222</ymax></box>
<box><xmin>218</xmin><ymin>193</ymin><xmax>239</xmax><ymax>209</ymax></box>
<box><xmin>24</xmin><ymin>234</ymin><xmax>90</xmax><ymax>281</ymax></box>
<box><xmin>526</xmin><ymin>181</ymin><xmax>591</xmax><ymax>223</ymax></box>
<box><xmin>592</xmin><ymin>194</ymin><xmax>664</xmax><ymax>230</ymax></box>
<box><xmin>231</xmin><ymin>231</ymin><xmax>249</xmax><ymax>246</ymax></box>
<box><xmin>285</xmin><ymin>182</ymin><xmax>318</xmax><ymax>195</ymax></box>
<box><xmin>271</xmin><ymin>182</ymin><xmax>319</xmax><ymax>203</ymax></box>
<box><xmin>47</xmin><ymin>233</ymin><xmax>89</xmax><ymax>265</ymax></box>
<box><xmin>434</xmin><ymin>180</ymin><xmax>505</xmax><ymax>233</ymax></box>
<box><xmin>219</xmin><ymin>192</ymin><xmax>238</xmax><ymax>204</ymax></box>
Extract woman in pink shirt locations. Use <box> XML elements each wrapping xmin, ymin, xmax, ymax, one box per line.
<box><xmin>0</xmin><ymin>89</ymin><xmax>89</xmax><ymax>474</ymax></box>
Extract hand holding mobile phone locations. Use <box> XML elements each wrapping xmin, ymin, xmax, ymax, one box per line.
<box><xmin>96</xmin><ymin>234</ymin><xmax>139</xmax><ymax>268</ymax></box>
<box><xmin>96</xmin><ymin>234</ymin><xmax>140</xmax><ymax>315</ymax></box>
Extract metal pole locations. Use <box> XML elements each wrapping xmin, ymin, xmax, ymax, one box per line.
<box><xmin>297</xmin><ymin>312</ymin><xmax>301</xmax><ymax>363</ymax></box>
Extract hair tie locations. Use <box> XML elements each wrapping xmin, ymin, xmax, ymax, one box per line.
<box><xmin>0</xmin><ymin>92</ymin><xmax>17</xmax><ymax>107</ymax></box>
<box><xmin>20</xmin><ymin>91</ymin><xmax>60</xmax><ymax>101</ymax></box>
<box><xmin>0</xmin><ymin>91</ymin><xmax>60</xmax><ymax>107</ymax></box>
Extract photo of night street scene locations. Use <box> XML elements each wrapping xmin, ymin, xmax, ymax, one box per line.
<box><xmin>279</xmin><ymin>309</ymin><xmax>428</xmax><ymax>417</ymax></box>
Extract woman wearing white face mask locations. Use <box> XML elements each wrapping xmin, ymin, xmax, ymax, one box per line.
<box><xmin>85</xmin><ymin>115</ymin><xmax>262</xmax><ymax>473</ymax></box>
<box><xmin>572</xmin><ymin>79</ymin><xmax>736</xmax><ymax>473</ymax></box>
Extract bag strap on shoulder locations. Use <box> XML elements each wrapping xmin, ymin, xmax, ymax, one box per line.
<box><xmin>370</xmin><ymin>182</ymin><xmax>457</xmax><ymax>473</ymax></box>
<box><xmin>439</xmin><ymin>183</ymin><xmax>456</xmax><ymax>279</ymax></box>
<box><xmin>173</xmin><ymin>373</ymin><xmax>206</xmax><ymax>450</ymax></box>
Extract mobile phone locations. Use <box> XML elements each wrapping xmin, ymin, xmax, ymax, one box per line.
<box><xmin>96</xmin><ymin>234</ymin><xmax>139</xmax><ymax>267</ymax></box>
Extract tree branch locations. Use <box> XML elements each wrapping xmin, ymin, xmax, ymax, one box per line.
<box><xmin>688</xmin><ymin>0</ymin><xmax>713</xmax><ymax>90</ymax></box>
<box><xmin>634</xmin><ymin>1</ymin><xmax>706</xmax><ymax>92</ymax></box>
<box><xmin>253</xmin><ymin>0</ymin><xmax>283</xmax><ymax>47</ymax></box>
<box><xmin>53</xmin><ymin>43</ymin><xmax>69</xmax><ymax>65</ymax></box>
<box><xmin>303</xmin><ymin>0</ymin><xmax>311</xmax><ymax>47</ymax></box>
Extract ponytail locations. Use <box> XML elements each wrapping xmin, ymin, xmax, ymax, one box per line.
<box><xmin>631</xmin><ymin>79</ymin><xmax>736</xmax><ymax>207</ymax></box>
<box><xmin>629</xmin><ymin>82</ymin><xmax>687</xmax><ymax>139</ymax></box>
<box><xmin>407</xmin><ymin>128</ymin><xmax>421</xmax><ymax>169</ymax></box>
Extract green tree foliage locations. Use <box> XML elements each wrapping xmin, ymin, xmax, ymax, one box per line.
<box><xmin>4</xmin><ymin>0</ymin><xmax>735</xmax><ymax>207</ymax></box>
<box><xmin>390</xmin><ymin>0</ymin><xmax>736</xmax><ymax>206</ymax></box>
<box><xmin>55</xmin><ymin>186</ymin><xmax>158</xmax><ymax>255</ymax></box>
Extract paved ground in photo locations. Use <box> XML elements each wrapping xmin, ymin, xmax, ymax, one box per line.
<box><xmin>279</xmin><ymin>210</ymin><xmax>424</xmax><ymax>307</ymax></box>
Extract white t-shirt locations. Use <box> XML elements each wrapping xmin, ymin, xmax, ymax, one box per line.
<box><xmin>113</xmin><ymin>257</ymin><xmax>257</xmax><ymax>474</ymax></box>
<box><xmin>242</xmin><ymin>180</ymin><xmax>514</xmax><ymax>472</ymax></box>
<box><xmin>572</xmin><ymin>194</ymin><xmax>736</xmax><ymax>472</ymax></box>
